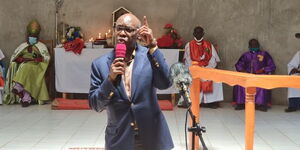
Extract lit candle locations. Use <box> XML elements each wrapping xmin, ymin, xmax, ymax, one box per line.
<box><xmin>105</xmin><ymin>33</ymin><xmax>107</xmax><ymax>39</ymax></box>
<box><xmin>98</xmin><ymin>33</ymin><xmax>101</xmax><ymax>39</ymax></box>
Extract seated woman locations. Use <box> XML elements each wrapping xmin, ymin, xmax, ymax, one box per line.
<box><xmin>4</xmin><ymin>20</ymin><xmax>50</xmax><ymax>107</ymax></box>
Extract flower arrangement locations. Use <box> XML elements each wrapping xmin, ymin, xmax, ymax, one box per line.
<box><xmin>62</xmin><ymin>26</ymin><xmax>85</xmax><ymax>54</ymax></box>
<box><xmin>65</xmin><ymin>27</ymin><xmax>83</xmax><ymax>41</ymax></box>
<box><xmin>157</xmin><ymin>24</ymin><xmax>184</xmax><ymax>49</ymax></box>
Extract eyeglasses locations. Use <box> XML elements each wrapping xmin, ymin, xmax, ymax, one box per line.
<box><xmin>115</xmin><ymin>25</ymin><xmax>137</xmax><ymax>33</ymax></box>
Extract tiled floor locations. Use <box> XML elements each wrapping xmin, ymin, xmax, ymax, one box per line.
<box><xmin>0</xmin><ymin>103</ymin><xmax>300</xmax><ymax>150</ymax></box>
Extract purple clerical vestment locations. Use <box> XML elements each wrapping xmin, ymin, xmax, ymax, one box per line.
<box><xmin>233</xmin><ymin>50</ymin><xmax>276</xmax><ymax>105</ymax></box>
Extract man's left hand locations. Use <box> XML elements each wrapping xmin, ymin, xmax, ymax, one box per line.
<box><xmin>137</xmin><ymin>16</ymin><xmax>157</xmax><ymax>48</ymax></box>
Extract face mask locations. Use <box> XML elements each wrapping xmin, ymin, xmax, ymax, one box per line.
<box><xmin>28</xmin><ymin>37</ymin><xmax>37</xmax><ymax>45</ymax></box>
<box><xmin>249</xmin><ymin>47</ymin><xmax>259</xmax><ymax>52</ymax></box>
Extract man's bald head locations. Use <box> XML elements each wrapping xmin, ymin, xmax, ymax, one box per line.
<box><xmin>116</xmin><ymin>13</ymin><xmax>141</xmax><ymax>29</ymax></box>
<box><xmin>114</xmin><ymin>13</ymin><xmax>141</xmax><ymax>51</ymax></box>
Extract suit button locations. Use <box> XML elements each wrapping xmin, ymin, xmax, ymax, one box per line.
<box><xmin>108</xmin><ymin>91</ymin><xmax>114</xmax><ymax>99</ymax></box>
<box><xmin>155</xmin><ymin>62</ymin><xmax>160</xmax><ymax>67</ymax></box>
<box><xmin>130</xmin><ymin>122</ymin><xmax>135</xmax><ymax>127</ymax></box>
<box><xmin>152</xmin><ymin>58</ymin><xmax>160</xmax><ymax>68</ymax></box>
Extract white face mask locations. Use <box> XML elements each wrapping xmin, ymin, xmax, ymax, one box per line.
<box><xmin>28</xmin><ymin>37</ymin><xmax>38</xmax><ymax>45</ymax></box>
<box><xmin>194</xmin><ymin>37</ymin><xmax>203</xmax><ymax>43</ymax></box>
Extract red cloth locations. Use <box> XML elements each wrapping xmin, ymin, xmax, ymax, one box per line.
<box><xmin>189</xmin><ymin>40</ymin><xmax>212</xmax><ymax>67</ymax></box>
<box><xmin>158</xmin><ymin>100</ymin><xmax>173</xmax><ymax>111</ymax></box>
<box><xmin>255</xmin><ymin>68</ymin><xmax>265</xmax><ymax>74</ymax></box>
<box><xmin>0</xmin><ymin>76</ymin><xmax>4</xmax><ymax>87</ymax></box>
<box><xmin>15</xmin><ymin>56</ymin><xmax>25</xmax><ymax>63</ymax></box>
<box><xmin>64</xmin><ymin>38</ymin><xmax>85</xmax><ymax>54</ymax></box>
<box><xmin>201</xmin><ymin>80</ymin><xmax>213</xmax><ymax>93</ymax></box>
<box><xmin>51</xmin><ymin>98</ymin><xmax>90</xmax><ymax>110</ymax></box>
<box><xmin>34</xmin><ymin>57</ymin><xmax>43</xmax><ymax>62</ymax></box>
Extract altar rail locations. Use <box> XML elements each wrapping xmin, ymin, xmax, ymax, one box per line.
<box><xmin>189</xmin><ymin>63</ymin><xmax>300</xmax><ymax>150</ymax></box>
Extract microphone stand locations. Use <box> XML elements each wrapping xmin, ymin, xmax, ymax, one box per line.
<box><xmin>179</xmin><ymin>88</ymin><xmax>208</xmax><ymax>150</ymax></box>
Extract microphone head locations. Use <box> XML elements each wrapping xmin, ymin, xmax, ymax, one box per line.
<box><xmin>170</xmin><ymin>62</ymin><xmax>192</xmax><ymax>88</ymax></box>
<box><xmin>115</xmin><ymin>43</ymin><xmax>127</xmax><ymax>58</ymax></box>
<box><xmin>296</xmin><ymin>33</ymin><xmax>300</xmax><ymax>39</ymax></box>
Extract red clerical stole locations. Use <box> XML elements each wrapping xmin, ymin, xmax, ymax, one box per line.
<box><xmin>189</xmin><ymin>39</ymin><xmax>213</xmax><ymax>93</ymax></box>
<box><xmin>189</xmin><ymin>39</ymin><xmax>212</xmax><ymax>67</ymax></box>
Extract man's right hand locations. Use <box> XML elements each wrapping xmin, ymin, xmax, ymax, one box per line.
<box><xmin>109</xmin><ymin>58</ymin><xmax>125</xmax><ymax>82</ymax></box>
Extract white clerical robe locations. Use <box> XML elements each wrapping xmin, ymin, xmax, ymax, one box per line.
<box><xmin>184</xmin><ymin>42</ymin><xmax>224</xmax><ymax>103</ymax></box>
<box><xmin>288</xmin><ymin>51</ymin><xmax>300</xmax><ymax>98</ymax></box>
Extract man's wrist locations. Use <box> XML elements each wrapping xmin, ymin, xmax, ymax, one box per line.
<box><xmin>149</xmin><ymin>46</ymin><xmax>158</xmax><ymax>55</ymax></box>
<box><xmin>108</xmin><ymin>74</ymin><xmax>115</xmax><ymax>82</ymax></box>
<box><xmin>148</xmin><ymin>38</ymin><xmax>157</xmax><ymax>49</ymax></box>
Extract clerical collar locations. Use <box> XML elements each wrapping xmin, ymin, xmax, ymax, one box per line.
<box><xmin>194</xmin><ymin>37</ymin><xmax>203</xmax><ymax>43</ymax></box>
<box><xmin>194</xmin><ymin>37</ymin><xmax>203</xmax><ymax>45</ymax></box>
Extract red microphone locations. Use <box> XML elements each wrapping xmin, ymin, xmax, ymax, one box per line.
<box><xmin>114</xmin><ymin>43</ymin><xmax>127</xmax><ymax>83</ymax></box>
<box><xmin>115</xmin><ymin>43</ymin><xmax>127</xmax><ymax>58</ymax></box>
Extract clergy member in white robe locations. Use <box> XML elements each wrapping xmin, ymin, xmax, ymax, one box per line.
<box><xmin>286</xmin><ymin>51</ymin><xmax>300</xmax><ymax>112</ymax></box>
<box><xmin>177</xmin><ymin>26</ymin><xmax>223</xmax><ymax>109</ymax></box>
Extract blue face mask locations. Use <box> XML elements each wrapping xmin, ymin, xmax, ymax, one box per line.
<box><xmin>28</xmin><ymin>37</ymin><xmax>37</xmax><ymax>45</ymax></box>
<box><xmin>249</xmin><ymin>47</ymin><xmax>260</xmax><ymax>52</ymax></box>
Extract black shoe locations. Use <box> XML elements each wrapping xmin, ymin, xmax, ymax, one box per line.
<box><xmin>20</xmin><ymin>101</ymin><xmax>30</xmax><ymax>107</ymax></box>
<box><xmin>235</xmin><ymin>104</ymin><xmax>245</xmax><ymax>110</ymax></box>
<box><xmin>200</xmin><ymin>103</ymin><xmax>209</xmax><ymax>108</ymax></box>
<box><xmin>30</xmin><ymin>99</ymin><xmax>37</xmax><ymax>105</ymax></box>
<box><xmin>11</xmin><ymin>88</ymin><xmax>19</xmax><ymax>95</ymax></box>
<box><xmin>208</xmin><ymin>102</ymin><xmax>220</xmax><ymax>109</ymax></box>
<box><xmin>257</xmin><ymin>105</ymin><xmax>268</xmax><ymax>112</ymax></box>
<box><xmin>285</xmin><ymin>107</ymin><xmax>297</xmax><ymax>112</ymax></box>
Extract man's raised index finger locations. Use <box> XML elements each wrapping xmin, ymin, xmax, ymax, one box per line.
<box><xmin>143</xmin><ymin>16</ymin><xmax>149</xmax><ymax>27</ymax></box>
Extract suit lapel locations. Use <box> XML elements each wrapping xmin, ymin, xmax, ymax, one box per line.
<box><xmin>106</xmin><ymin>52</ymin><xmax>129</xmax><ymax>101</ymax></box>
<box><xmin>131</xmin><ymin>45</ymin><xmax>146</xmax><ymax>102</ymax></box>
